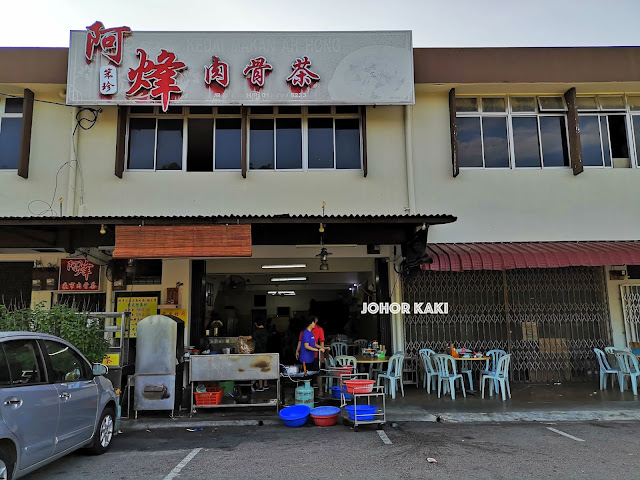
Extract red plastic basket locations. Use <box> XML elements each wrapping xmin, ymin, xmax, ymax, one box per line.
<box><xmin>344</xmin><ymin>379</ymin><xmax>375</xmax><ymax>394</ymax></box>
<box><xmin>311</xmin><ymin>413</ymin><xmax>339</xmax><ymax>426</ymax></box>
<box><xmin>331</xmin><ymin>366</ymin><xmax>354</xmax><ymax>377</ymax></box>
<box><xmin>194</xmin><ymin>386</ymin><xmax>224</xmax><ymax>406</ymax></box>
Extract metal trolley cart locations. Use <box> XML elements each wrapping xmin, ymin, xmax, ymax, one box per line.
<box><xmin>339</xmin><ymin>373</ymin><xmax>386</xmax><ymax>431</ymax></box>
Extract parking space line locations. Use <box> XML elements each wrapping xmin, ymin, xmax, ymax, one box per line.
<box><xmin>378</xmin><ymin>430</ymin><xmax>392</xmax><ymax>444</ymax></box>
<box><xmin>163</xmin><ymin>448</ymin><xmax>203</xmax><ymax>480</ymax></box>
<box><xmin>546</xmin><ymin>427</ymin><xmax>585</xmax><ymax>442</ymax></box>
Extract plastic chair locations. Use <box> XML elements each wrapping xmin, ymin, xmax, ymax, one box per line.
<box><xmin>330</xmin><ymin>341</ymin><xmax>348</xmax><ymax>357</ymax></box>
<box><xmin>376</xmin><ymin>353</ymin><xmax>405</xmax><ymax>399</ymax></box>
<box><xmin>593</xmin><ymin>348</ymin><xmax>620</xmax><ymax>390</ymax></box>
<box><xmin>480</xmin><ymin>349</ymin><xmax>506</xmax><ymax>392</ymax></box>
<box><xmin>324</xmin><ymin>354</ymin><xmax>336</xmax><ymax>389</ymax></box>
<box><xmin>354</xmin><ymin>339</ymin><xmax>368</xmax><ymax>348</ymax></box>
<box><xmin>419</xmin><ymin>350</ymin><xmax>437</xmax><ymax>393</ymax></box>
<box><xmin>614</xmin><ymin>351</ymin><xmax>640</xmax><ymax>395</ymax></box>
<box><xmin>432</xmin><ymin>354</ymin><xmax>466</xmax><ymax>400</ymax></box>
<box><xmin>334</xmin><ymin>355</ymin><xmax>357</xmax><ymax>372</ymax></box>
<box><xmin>481</xmin><ymin>354</ymin><xmax>511</xmax><ymax>401</ymax></box>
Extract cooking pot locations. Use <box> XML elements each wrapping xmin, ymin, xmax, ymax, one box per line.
<box><xmin>282</xmin><ymin>365</ymin><xmax>300</xmax><ymax>375</ymax></box>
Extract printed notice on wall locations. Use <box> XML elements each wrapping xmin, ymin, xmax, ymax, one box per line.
<box><xmin>116</xmin><ymin>297</ymin><xmax>158</xmax><ymax>337</ymax></box>
<box><xmin>159</xmin><ymin>308</ymin><xmax>188</xmax><ymax>330</ymax></box>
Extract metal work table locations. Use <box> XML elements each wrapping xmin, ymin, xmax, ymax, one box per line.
<box><xmin>189</xmin><ymin>353</ymin><xmax>280</xmax><ymax>413</ymax></box>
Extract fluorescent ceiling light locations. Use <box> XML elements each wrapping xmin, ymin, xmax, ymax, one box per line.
<box><xmin>268</xmin><ymin>290</ymin><xmax>296</xmax><ymax>295</ymax></box>
<box><xmin>262</xmin><ymin>264</ymin><xmax>307</xmax><ymax>269</ymax></box>
<box><xmin>271</xmin><ymin>277</ymin><xmax>307</xmax><ymax>282</ymax></box>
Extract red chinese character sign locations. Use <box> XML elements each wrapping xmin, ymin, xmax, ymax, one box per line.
<box><xmin>204</xmin><ymin>56</ymin><xmax>229</xmax><ymax>95</ymax></box>
<box><xmin>85</xmin><ymin>21</ymin><xmax>131</xmax><ymax>66</ymax></box>
<box><xmin>59</xmin><ymin>259</ymin><xmax>101</xmax><ymax>292</ymax></box>
<box><xmin>243</xmin><ymin>57</ymin><xmax>272</xmax><ymax>91</ymax></box>
<box><xmin>286</xmin><ymin>56</ymin><xmax>320</xmax><ymax>93</ymax></box>
<box><xmin>127</xmin><ymin>49</ymin><xmax>187</xmax><ymax>112</ymax></box>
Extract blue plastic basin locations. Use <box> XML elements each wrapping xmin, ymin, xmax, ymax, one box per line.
<box><xmin>345</xmin><ymin>404</ymin><xmax>377</xmax><ymax>421</ymax></box>
<box><xmin>310</xmin><ymin>406</ymin><xmax>340</xmax><ymax>417</ymax></box>
<box><xmin>279</xmin><ymin>405</ymin><xmax>311</xmax><ymax>427</ymax></box>
<box><xmin>330</xmin><ymin>386</ymin><xmax>353</xmax><ymax>400</ymax></box>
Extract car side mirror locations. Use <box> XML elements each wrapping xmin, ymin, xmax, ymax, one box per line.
<box><xmin>92</xmin><ymin>364</ymin><xmax>108</xmax><ymax>376</ymax></box>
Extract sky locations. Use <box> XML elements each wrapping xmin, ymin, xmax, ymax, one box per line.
<box><xmin>2</xmin><ymin>0</ymin><xmax>640</xmax><ymax>48</ymax></box>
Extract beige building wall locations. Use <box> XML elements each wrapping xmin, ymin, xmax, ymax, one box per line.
<box><xmin>73</xmin><ymin>105</ymin><xmax>409</xmax><ymax>217</ymax></box>
<box><xmin>412</xmin><ymin>88</ymin><xmax>640</xmax><ymax>244</ymax></box>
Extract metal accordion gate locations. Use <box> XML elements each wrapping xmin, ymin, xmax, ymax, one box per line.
<box><xmin>620</xmin><ymin>284</ymin><xmax>640</xmax><ymax>344</ymax></box>
<box><xmin>403</xmin><ymin>267</ymin><xmax>611</xmax><ymax>382</ymax></box>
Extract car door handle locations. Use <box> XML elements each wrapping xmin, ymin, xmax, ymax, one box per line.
<box><xmin>4</xmin><ymin>398</ymin><xmax>22</xmax><ymax>406</ymax></box>
<box><xmin>59</xmin><ymin>393</ymin><xmax>71</xmax><ymax>400</ymax></box>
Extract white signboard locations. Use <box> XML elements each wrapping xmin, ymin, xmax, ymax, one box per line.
<box><xmin>67</xmin><ymin>26</ymin><xmax>414</xmax><ymax>109</ymax></box>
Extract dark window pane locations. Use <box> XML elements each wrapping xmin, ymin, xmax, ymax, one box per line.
<box><xmin>215</xmin><ymin>118</ymin><xmax>242</xmax><ymax>169</ymax></box>
<box><xmin>600</xmin><ymin>117</ymin><xmax>611</xmax><ymax>167</ymax></box>
<box><xmin>512</xmin><ymin>117</ymin><xmax>541</xmax><ymax>167</ymax></box>
<box><xmin>0</xmin><ymin>347</ymin><xmax>11</xmax><ymax>386</ymax></box>
<box><xmin>4</xmin><ymin>340</ymin><xmax>44</xmax><ymax>385</ymax></box>
<box><xmin>633</xmin><ymin>116</ymin><xmax>640</xmax><ymax>166</ymax></box>
<box><xmin>457</xmin><ymin>117</ymin><xmax>482</xmax><ymax>167</ymax></box>
<box><xmin>540</xmin><ymin>116</ymin><xmax>569</xmax><ymax>167</ymax></box>
<box><xmin>250</xmin><ymin>119</ymin><xmax>274</xmax><ymax>169</ymax></box>
<box><xmin>335</xmin><ymin>106</ymin><xmax>359</xmax><ymax>114</ymax></box>
<box><xmin>250</xmin><ymin>106</ymin><xmax>273</xmax><ymax>115</ymax></box>
<box><xmin>579</xmin><ymin>116</ymin><xmax>603</xmax><ymax>167</ymax></box>
<box><xmin>218</xmin><ymin>106</ymin><xmax>241</xmax><ymax>115</ymax></box>
<box><xmin>44</xmin><ymin>340</ymin><xmax>89</xmax><ymax>382</ymax></box>
<box><xmin>608</xmin><ymin>115</ymin><xmax>629</xmax><ymax>159</ymax></box>
<box><xmin>130</xmin><ymin>106</ymin><xmax>155</xmax><ymax>114</ymax></box>
<box><xmin>128</xmin><ymin>118</ymin><xmax>155</xmax><ymax>169</ymax></box>
<box><xmin>189</xmin><ymin>106</ymin><xmax>213</xmax><ymax>115</ymax></box>
<box><xmin>278</xmin><ymin>106</ymin><xmax>301</xmax><ymax>115</ymax></box>
<box><xmin>456</xmin><ymin>98</ymin><xmax>478</xmax><ymax>112</ymax></box>
<box><xmin>5</xmin><ymin>98</ymin><xmax>23</xmax><ymax>113</ymax></box>
<box><xmin>159</xmin><ymin>106</ymin><xmax>182</xmax><ymax>115</ymax></box>
<box><xmin>156</xmin><ymin>119</ymin><xmax>183</xmax><ymax>170</ymax></box>
<box><xmin>187</xmin><ymin>118</ymin><xmax>213</xmax><ymax>171</ymax></box>
<box><xmin>276</xmin><ymin>118</ymin><xmax>302</xmax><ymax>169</ymax></box>
<box><xmin>308</xmin><ymin>118</ymin><xmax>333</xmax><ymax>168</ymax></box>
<box><xmin>0</xmin><ymin>118</ymin><xmax>22</xmax><ymax>169</ymax></box>
<box><xmin>308</xmin><ymin>106</ymin><xmax>331</xmax><ymax>115</ymax></box>
<box><xmin>482</xmin><ymin>117</ymin><xmax>509</xmax><ymax>168</ymax></box>
<box><xmin>335</xmin><ymin>118</ymin><xmax>361</xmax><ymax>169</ymax></box>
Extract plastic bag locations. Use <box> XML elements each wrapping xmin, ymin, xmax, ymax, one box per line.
<box><xmin>237</xmin><ymin>337</ymin><xmax>255</xmax><ymax>354</ymax></box>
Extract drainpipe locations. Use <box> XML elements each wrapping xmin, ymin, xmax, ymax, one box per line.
<box><xmin>404</xmin><ymin>105</ymin><xmax>416</xmax><ymax>214</ymax></box>
<box><xmin>389</xmin><ymin>256</ymin><xmax>404</xmax><ymax>353</ymax></box>
<box><xmin>65</xmin><ymin>107</ymin><xmax>79</xmax><ymax>216</ymax></box>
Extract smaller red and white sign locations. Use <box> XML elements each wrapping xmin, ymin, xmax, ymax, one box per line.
<box><xmin>59</xmin><ymin>259</ymin><xmax>101</xmax><ymax>291</ymax></box>
<box><xmin>100</xmin><ymin>66</ymin><xmax>117</xmax><ymax>95</ymax></box>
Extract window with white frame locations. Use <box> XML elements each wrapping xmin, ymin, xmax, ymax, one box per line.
<box><xmin>126</xmin><ymin>106</ymin><xmax>362</xmax><ymax>171</ymax></box>
<box><xmin>0</xmin><ymin>97</ymin><xmax>23</xmax><ymax>170</ymax></box>
<box><xmin>577</xmin><ymin>95</ymin><xmax>631</xmax><ymax>167</ymax></box>
<box><xmin>630</xmin><ymin>96</ymin><xmax>640</xmax><ymax>166</ymax></box>
<box><xmin>456</xmin><ymin>96</ymin><xmax>570</xmax><ymax>169</ymax></box>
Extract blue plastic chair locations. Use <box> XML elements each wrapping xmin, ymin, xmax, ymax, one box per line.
<box><xmin>480</xmin><ymin>349</ymin><xmax>506</xmax><ymax>393</ymax></box>
<box><xmin>481</xmin><ymin>354</ymin><xmax>511</xmax><ymax>401</ymax></box>
<box><xmin>334</xmin><ymin>355</ymin><xmax>357</xmax><ymax>372</ymax></box>
<box><xmin>432</xmin><ymin>354</ymin><xmax>466</xmax><ymax>400</ymax></box>
<box><xmin>376</xmin><ymin>353</ymin><xmax>405</xmax><ymax>399</ymax></box>
<box><xmin>330</xmin><ymin>341</ymin><xmax>348</xmax><ymax>357</ymax></box>
<box><xmin>614</xmin><ymin>351</ymin><xmax>640</xmax><ymax>395</ymax></box>
<box><xmin>419</xmin><ymin>350</ymin><xmax>437</xmax><ymax>394</ymax></box>
<box><xmin>594</xmin><ymin>348</ymin><xmax>620</xmax><ymax>390</ymax></box>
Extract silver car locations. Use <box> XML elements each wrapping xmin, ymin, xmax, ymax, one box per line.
<box><xmin>0</xmin><ymin>332</ymin><xmax>117</xmax><ymax>479</ymax></box>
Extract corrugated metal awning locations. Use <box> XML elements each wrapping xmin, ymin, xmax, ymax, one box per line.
<box><xmin>422</xmin><ymin>241</ymin><xmax>640</xmax><ymax>271</ymax></box>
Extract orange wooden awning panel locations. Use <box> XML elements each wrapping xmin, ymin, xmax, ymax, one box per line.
<box><xmin>113</xmin><ymin>225</ymin><xmax>252</xmax><ymax>258</ymax></box>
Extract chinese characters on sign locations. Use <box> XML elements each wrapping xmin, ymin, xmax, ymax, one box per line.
<box><xmin>85</xmin><ymin>21</ymin><xmax>131</xmax><ymax>66</ymax></box>
<box><xmin>286</xmin><ymin>56</ymin><xmax>320</xmax><ymax>90</ymax></box>
<box><xmin>59</xmin><ymin>259</ymin><xmax>101</xmax><ymax>291</ymax></box>
<box><xmin>204</xmin><ymin>55</ymin><xmax>229</xmax><ymax>92</ymax></box>
<box><xmin>116</xmin><ymin>297</ymin><xmax>158</xmax><ymax>338</ymax></box>
<box><xmin>127</xmin><ymin>49</ymin><xmax>187</xmax><ymax>112</ymax></box>
<box><xmin>100</xmin><ymin>65</ymin><xmax>117</xmax><ymax>95</ymax></box>
<box><xmin>243</xmin><ymin>56</ymin><xmax>273</xmax><ymax>89</ymax></box>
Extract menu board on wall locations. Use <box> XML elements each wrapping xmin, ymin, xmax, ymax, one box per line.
<box><xmin>159</xmin><ymin>308</ymin><xmax>188</xmax><ymax>331</ymax></box>
<box><xmin>116</xmin><ymin>296</ymin><xmax>158</xmax><ymax>337</ymax></box>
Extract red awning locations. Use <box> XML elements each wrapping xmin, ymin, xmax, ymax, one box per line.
<box><xmin>421</xmin><ymin>241</ymin><xmax>640</xmax><ymax>271</ymax></box>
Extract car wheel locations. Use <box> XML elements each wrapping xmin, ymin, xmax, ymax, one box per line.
<box><xmin>86</xmin><ymin>407</ymin><xmax>115</xmax><ymax>455</ymax></box>
<box><xmin>0</xmin><ymin>447</ymin><xmax>14</xmax><ymax>480</ymax></box>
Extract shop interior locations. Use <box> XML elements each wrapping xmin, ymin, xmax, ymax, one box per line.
<box><xmin>202</xmin><ymin>245</ymin><xmax>388</xmax><ymax>363</ymax></box>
